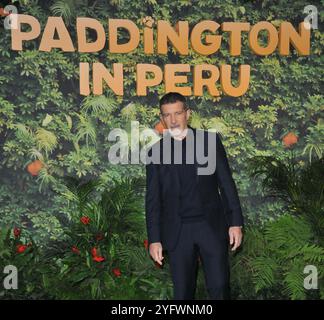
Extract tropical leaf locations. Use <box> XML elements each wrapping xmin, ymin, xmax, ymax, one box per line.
<box><xmin>75</xmin><ymin>114</ymin><xmax>97</xmax><ymax>146</ymax></box>
<box><xmin>50</xmin><ymin>0</ymin><xmax>83</xmax><ymax>25</ymax></box>
<box><xmin>265</xmin><ymin>215</ymin><xmax>312</xmax><ymax>251</ymax></box>
<box><xmin>81</xmin><ymin>95</ymin><xmax>117</xmax><ymax>118</ymax></box>
<box><xmin>14</xmin><ymin>123</ymin><xmax>35</xmax><ymax>144</ymax></box>
<box><xmin>283</xmin><ymin>260</ymin><xmax>307</xmax><ymax>300</ymax></box>
<box><xmin>189</xmin><ymin>111</ymin><xmax>203</xmax><ymax>129</ymax></box>
<box><xmin>251</xmin><ymin>255</ymin><xmax>277</xmax><ymax>293</ymax></box>
<box><xmin>42</xmin><ymin>114</ymin><xmax>53</xmax><ymax>126</ymax></box>
<box><xmin>35</xmin><ymin>128</ymin><xmax>58</xmax><ymax>155</ymax></box>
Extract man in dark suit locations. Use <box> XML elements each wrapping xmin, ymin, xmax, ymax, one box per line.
<box><xmin>145</xmin><ymin>92</ymin><xmax>244</xmax><ymax>300</ymax></box>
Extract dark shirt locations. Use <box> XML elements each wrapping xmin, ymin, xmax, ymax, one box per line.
<box><xmin>171</xmin><ymin>134</ymin><xmax>206</xmax><ymax>223</ymax></box>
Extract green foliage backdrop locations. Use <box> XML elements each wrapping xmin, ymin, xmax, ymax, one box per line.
<box><xmin>0</xmin><ymin>0</ymin><xmax>323</xmax><ymax>299</ymax></box>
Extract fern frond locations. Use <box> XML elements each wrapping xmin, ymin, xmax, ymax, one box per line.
<box><xmin>298</xmin><ymin>244</ymin><xmax>324</xmax><ymax>263</ymax></box>
<box><xmin>81</xmin><ymin>95</ymin><xmax>117</xmax><ymax>117</ymax></box>
<box><xmin>242</xmin><ymin>227</ymin><xmax>267</xmax><ymax>256</ymax></box>
<box><xmin>14</xmin><ymin>123</ymin><xmax>35</xmax><ymax>144</ymax></box>
<box><xmin>283</xmin><ymin>260</ymin><xmax>307</xmax><ymax>300</ymax></box>
<box><xmin>250</xmin><ymin>256</ymin><xmax>277</xmax><ymax>293</ymax></box>
<box><xmin>265</xmin><ymin>215</ymin><xmax>312</xmax><ymax>251</ymax></box>
<box><xmin>36</xmin><ymin>128</ymin><xmax>58</xmax><ymax>155</ymax></box>
<box><xmin>75</xmin><ymin>114</ymin><xmax>97</xmax><ymax>146</ymax></box>
<box><xmin>50</xmin><ymin>0</ymin><xmax>82</xmax><ymax>25</ymax></box>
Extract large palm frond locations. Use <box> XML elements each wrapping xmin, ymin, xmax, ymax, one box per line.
<box><xmin>75</xmin><ymin>114</ymin><xmax>97</xmax><ymax>146</ymax></box>
<box><xmin>62</xmin><ymin>175</ymin><xmax>101</xmax><ymax>214</ymax></box>
<box><xmin>81</xmin><ymin>95</ymin><xmax>117</xmax><ymax>118</ymax></box>
<box><xmin>248</xmin><ymin>155</ymin><xmax>324</xmax><ymax>243</ymax></box>
<box><xmin>50</xmin><ymin>0</ymin><xmax>83</xmax><ymax>25</ymax></box>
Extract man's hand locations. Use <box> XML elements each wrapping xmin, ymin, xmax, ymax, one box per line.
<box><xmin>228</xmin><ymin>226</ymin><xmax>243</xmax><ymax>251</ymax></box>
<box><xmin>149</xmin><ymin>242</ymin><xmax>164</xmax><ymax>265</ymax></box>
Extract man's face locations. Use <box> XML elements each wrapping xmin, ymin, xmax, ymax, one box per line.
<box><xmin>160</xmin><ymin>101</ymin><xmax>190</xmax><ymax>136</ymax></box>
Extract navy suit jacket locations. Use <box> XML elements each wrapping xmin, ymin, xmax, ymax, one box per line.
<box><xmin>145</xmin><ymin>126</ymin><xmax>244</xmax><ymax>251</ymax></box>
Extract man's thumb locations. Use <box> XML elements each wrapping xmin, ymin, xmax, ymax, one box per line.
<box><xmin>229</xmin><ymin>232</ymin><xmax>234</xmax><ymax>245</ymax></box>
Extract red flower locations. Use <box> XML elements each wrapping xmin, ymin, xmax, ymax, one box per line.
<box><xmin>143</xmin><ymin>239</ymin><xmax>149</xmax><ymax>250</ymax></box>
<box><xmin>95</xmin><ymin>233</ymin><xmax>104</xmax><ymax>241</ymax></box>
<box><xmin>112</xmin><ymin>268</ymin><xmax>121</xmax><ymax>277</ymax></box>
<box><xmin>16</xmin><ymin>244</ymin><xmax>27</xmax><ymax>254</ymax></box>
<box><xmin>80</xmin><ymin>216</ymin><xmax>90</xmax><ymax>225</ymax></box>
<box><xmin>282</xmin><ymin>132</ymin><xmax>298</xmax><ymax>148</ymax></box>
<box><xmin>71</xmin><ymin>246</ymin><xmax>80</xmax><ymax>255</ymax></box>
<box><xmin>91</xmin><ymin>247</ymin><xmax>97</xmax><ymax>257</ymax></box>
<box><xmin>91</xmin><ymin>247</ymin><xmax>105</xmax><ymax>262</ymax></box>
<box><xmin>13</xmin><ymin>227</ymin><xmax>21</xmax><ymax>238</ymax></box>
<box><xmin>93</xmin><ymin>256</ymin><xmax>105</xmax><ymax>262</ymax></box>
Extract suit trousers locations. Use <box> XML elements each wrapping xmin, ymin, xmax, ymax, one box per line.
<box><xmin>167</xmin><ymin>219</ymin><xmax>230</xmax><ymax>300</ymax></box>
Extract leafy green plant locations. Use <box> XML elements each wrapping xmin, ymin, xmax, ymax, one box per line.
<box><xmin>0</xmin><ymin>0</ymin><xmax>323</xmax><ymax>300</ymax></box>
<box><xmin>231</xmin><ymin>145</ymin><xmax>324</xmax><ymax>299</ymax></box>
<box><xmin>117</xmin><ymin>241</ymin><xmax>174</xmax><ymax>300</ymax></box>
<box><xmin>248</xmin><ymin>152</ymin><xmax>324</xmax><ymax>244</ymax></box>
<box><xmin>231</xmin><ymin>214</ymin><xmax>324</xmax><ymax>300</ymax></box>
<box><xmin>40</xmin><ymin>176</ymin><xmax>148</xmax><ymax>299</ymax></box>
<box><xmin>0</xmin><ymin>227</ymin><xmax>49</xmax><ymax>299</ymax></box>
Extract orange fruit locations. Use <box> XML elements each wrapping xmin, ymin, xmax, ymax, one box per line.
<box><xmin>282</xmin><ymin>132</ymin><xmax>298</xmax><ymax>148</ymax></box>
<box><xmin>154</xmin><ymin>121</ymin><xmax>166</xmax><ymax>135</ymax></box>
<box><xmin>27</xmin><ymin>160</ymin><xmax>44</xmax><ymax>176</ymax></box>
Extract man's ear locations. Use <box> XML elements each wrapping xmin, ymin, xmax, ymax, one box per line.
<box><xmin>186</xmin><ymin>108</ymin><xmax>191</xmax><ymax>121</ymax></box>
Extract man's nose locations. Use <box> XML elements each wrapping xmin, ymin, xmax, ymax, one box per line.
<box><xmin>170</xmin><ymin>114</ymin><xmax>177</xmax><ymax>124</ymax></box>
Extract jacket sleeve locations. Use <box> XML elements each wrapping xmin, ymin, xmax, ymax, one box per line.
<box><xmin>145</xmin><ymin>159</ymin><xmax>162</xmax><ymax>244</ymax></box>
<box><xmin>215</xmin><ymin>133</ymin><xmax>244</xmax><ymax>227</ymax></box>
